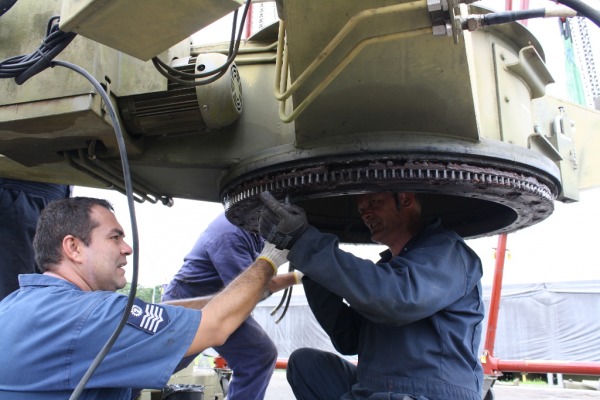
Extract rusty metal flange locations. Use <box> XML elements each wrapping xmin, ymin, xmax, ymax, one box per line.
<box><xmin>222</xmin><ymin>155</ymin><xmax>559</xmax><ymax>242</ymax></box>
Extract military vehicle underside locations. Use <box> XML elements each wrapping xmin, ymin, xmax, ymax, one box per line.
<box><xmin>1</xmin><ymin>0</ymin><xmax>599</xmax><ymax>243</ymax></box>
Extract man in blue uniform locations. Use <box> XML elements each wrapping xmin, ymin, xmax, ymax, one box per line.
<box><xmin>163</xmin><ymin>212</ymin><xmax>303</xmax><ymax>400</ymax></box>
<box><xmin>0</xmin><ymin>178</ymin><xmax>70</xmax><ymax>300</ymax></box>
<box><xmin>258</xmin><ymin>191</ymin><xmax>484</xmax><ymax>400</ymax></box>
<box><xmin>0</xmin><ymin>196</ymin><xmax>288</xmax><ymax>400</ymax></box>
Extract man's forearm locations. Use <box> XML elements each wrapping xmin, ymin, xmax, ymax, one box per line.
<box><xmin>211</xmin><ymin>259</ymin><xmax>275</xmax><ymax>323</ymax></box>
<box><xmin>188</xmin><ymin>259</ymin><xmax>275</xmax><ymax>354</ymax></box>
<box><xmin>269</xmin><ymin>270</ymin><xmax>303</xmax><ymax>293</ymax></box>
<box><xmin>162</xmin><ymin>295</ymin><xmax>215</xmax><ymax>310</ymax></box>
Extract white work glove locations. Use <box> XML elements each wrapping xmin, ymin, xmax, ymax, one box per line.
<box><xmin>256</xmin><ymin>242</ymin><xmax>289</xmax><ymax>275</ymax></box>
<box><xmin>293</xmin><ymin>270</ymin><xmax>304</xmax><ymax>284</ymax></box>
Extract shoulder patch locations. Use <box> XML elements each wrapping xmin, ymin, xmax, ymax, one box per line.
<box><xmin>126</xmin><ymin>298</ymin><xmax>170</xmax><ymax>334</ymax></box>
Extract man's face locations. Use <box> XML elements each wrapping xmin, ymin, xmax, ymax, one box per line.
<box><xmin>80</xmin><ymin>205</ymin><xmax>132</xmax><ymax>291</ymax></box>
<box><xmin>356</xmin><ymin>192</ymin><xmax>402</xmax><ymax>246</ymax></box>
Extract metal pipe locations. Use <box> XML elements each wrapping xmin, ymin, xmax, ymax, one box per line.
<box><xmin>481</xmin><ymin>233</ymin><xmax>600</xmax><ymax>377</ymax></box>
<box><xmin>64</xmin><ymin>151</ymin><xmax>122</xmax><ymax>193</ymax></box>
<box><xmin>278</xmin><ymin>26</ymin><xmax>433</xmax><ymax>123</ymax></box>
<box><xmin>274</xmin><ymin>0</ymin><xmax>429</xmax><ymax>102</ymax></box>
<box><xmin>245</xmin><ymin>2</ymin><xmax>253</xmax><ymax>39</ymax></box>
<box><xmin>484</xmin><ymin>233</ymin><xmax>508</xmax><ymax>358</ymax></box>
<box><xmin>85</xmin><ymin>151</ymin><xmax>161</xmax><ymax>204</ymax></box>
<box><xmin>496</xmin><ymin>359</ymin><xmax>600</xmax><ymax>375</ymax></box>
<box><xmin>190</xmin><ymin>41</ymin><xmax>278</xmax><ymax>57</ymax></box>
<box><xmin>73</xmin><ymin>149</ymin><xmax>148</xmax><ymax>203</ymax></box>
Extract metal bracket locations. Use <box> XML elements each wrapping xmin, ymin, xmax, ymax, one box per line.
<box><xmin>505</xmin><ymin>46</ymin><xmax>555</xmax><ymax>100</ymax></box>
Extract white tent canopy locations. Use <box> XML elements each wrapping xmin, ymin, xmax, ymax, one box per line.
<box><xmin>255</xmin><ymin>280</ymin><xmax>600</xmax><ymax>364</ymax></box>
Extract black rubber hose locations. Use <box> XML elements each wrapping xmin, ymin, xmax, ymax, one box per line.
<box><xmin>483</xmin><ymin>9</ymin><xmax>546</xmax><ymax>26</ymax></box>
<box><xmin>0</xmin><ymin>16</ymin><xmax>77</xmax><ymax>84</ymax></box>
<box><xmin>556</xmin><ymin>0</ymin><xmax>600</xmax><ymax>28</ymax></box>
<box><xmin>14</xmin><ymin>31</ymin><xmax>76</xmax><ymax>84</ymax></box>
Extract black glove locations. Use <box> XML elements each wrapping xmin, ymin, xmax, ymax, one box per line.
<box><xmin>259</xmin><ymin>191</ymin><xmax>309</xmax><ymax>250</ymax></box>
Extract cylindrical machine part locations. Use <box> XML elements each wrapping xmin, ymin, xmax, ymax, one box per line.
<box><xmin>118</xmin><ymin>53</ymin><xmax>242</xmax><ymax>137</ymax></box>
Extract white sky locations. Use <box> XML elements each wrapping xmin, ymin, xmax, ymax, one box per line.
<box><xmin>73</xmin><ymin>185</ymin><xmax>600</xmax><ymax>288</ymax></box>
<box><xmin>74</xmin><ymin>1</ymin><xmax>600</xmax><ymax>289</ymax></box>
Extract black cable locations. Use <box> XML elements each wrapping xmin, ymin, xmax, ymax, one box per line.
<box><xmin>0</xmin><ymin>15</ymin><xmax>76</xmax><ymax>84</ymax></box>
<box><xmin>270</xmin><ymin>264</ymin><xmax>295</xmax><ymax>323</ymax></box>
<box><xmin>0</xmin><ymin>0</ymin><xmax>17</xmax><ymax>17</ymax></box>
<box><xmin>48</xmin><ymin>60</ymin><xmax>140</xmax><ymax>400</ymax></box>
<box><xmin>464</xmin><ymin>2</ymin><xmax>600</xmax><ymax>31</ymax></box>
<box><xmin>150</xmin><ymin>0</ymin><xmax>251</xmax><ymax>87</ymax></box>
<box><xmin>556</xmin><ymin>0</ymin><xmax>600</xmax><ymax>28</ymax></box>
<box><xmin>274</xmin><ymin>284</ymin><xmax>292</xmax><ymax>324</ymax></box>
<box><xmin>270</xmin><ymin>287</ymin><xmax>288</xmax><ymax>316</ymax></box>
<box><xmin>153</xmin><ymin>3</ymin><xmax>247</xmax><ymax>80</ymax></box>
<box><xmin>483</xmin><ymin>8</ymin><xmax>546</xmax><ymax>26</ymax></box>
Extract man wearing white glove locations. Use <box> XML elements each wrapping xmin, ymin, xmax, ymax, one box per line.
<box><xmin>0</xmin><ymin>197</ymin><xmax>288</xmax><ymax>400</ymax></box>
<box><xmin>162</xmin><ymin>213</ymin><xmax>302</xmax><ymax>400</ymax></box>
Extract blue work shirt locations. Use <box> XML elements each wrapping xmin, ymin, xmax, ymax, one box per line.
<box><xmin>0</xmin><ymin>274</ymin><xmax>201</xmax><ymax>400</ymax></box>
<box><xmin>164</xmin><ymin>212</ymin><xmax>264</xmax><ymax>297</ymax></box>
<box><xmin>290</xmin><ymin>219</ymin><xmax>484</xmax><ymax>400</ymax></box>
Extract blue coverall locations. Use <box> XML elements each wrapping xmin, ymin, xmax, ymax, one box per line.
<box><xmin>0</xmin><ymin>274</ymin><xmax>200</xmax><ymax>399</ymax></box>
<box><xmin>286</xmin><ymin>219</ymin><xmax>484</xmax><ymax>400</ymax></box>
<box><xmin>0</xmin><ymin>178</ymin><xmax>70</xmax><ymax>300</ymax></box>
<box><xmin>162</xmin><ymin>212</ymin><xmax>277</xmax><ymax>400</ymax></box>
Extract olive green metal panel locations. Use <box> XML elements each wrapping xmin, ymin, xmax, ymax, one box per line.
<box><xmin>59</xmin><ymin>0</ymin><xmax>243</xmax><ymax>61</ymax></box>
<box><xmin>278</xmin><ymin>0</ymin><xmax>481</xmax><ymax>145</ymax></box>
<box><xmin>0</xmin><ymin>91</ymin><xmax>142</xmax><ymax>159</ymax></box>
<box><xmin>0</xmin><ymin>0</ymin><xmax>176</xmax><ymax>106</ymax></box>
<box><xmin>493</xmin><ymin>43</ymin><xmax>546</xmax><ymax>148</ymax></box>
<box><xmin>465</xmin><ymin>19</ymin><xmax>553</xmax><ymax>147</ymax></box>
<box><xmin>0</xmin><ymin>154</ymin><xmax>100</xmax><ymax>187</ymax></box>
<box><xmin>0</xmin><ymin>30</ymin><xmax>289</xmax><ymax>201</ymax></box>
<box><xmin>532</xmin><ymin>96</ymin><xmax>600</xmax><ymax>195</ymax></box>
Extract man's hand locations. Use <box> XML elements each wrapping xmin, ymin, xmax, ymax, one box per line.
<box><xmin>259</xmin><ymin>191</ymin><xmax>309</xmax><ymax>250</ymax></box>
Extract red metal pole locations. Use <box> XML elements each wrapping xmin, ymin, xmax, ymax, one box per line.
<box><xmin>481</xmin><ymin>234</ymin><xmax>507</xmax><ymax>376</ymax></box>
<box><xmin>245</xmin><ymin>3</ymin><xmax>253</xmax><ymax>39</ymax></box>
<box><xmin>520</xmin><ymin>0</ymin><xmax>530</xmax><ymax>26</ymax></box>
<box><xmin>496</xmin><ymin>359</ymin><xmax>600</xmax><ymax>375</ymax></box>
<box><xmin>481</xmin><ymin>233</ymin><xmax>600</xmax><ymax>377</ymax></box>
<box><xmin>483</xmin><ymin>233</ymin><xmax>507</xmax><ymax>359</ymax></box>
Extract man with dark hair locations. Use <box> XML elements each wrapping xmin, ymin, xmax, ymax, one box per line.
<box><xmin>0</xmin><ymin>178</ymin><xmax>70</xmax><ymax>300</ymax></box>
<box><xmin>258</xmin><ymin>191</ymin><xmax>484</xmax><ymax>400</ymax></box>
<box><xmin>0</xmin><ymin>196</ymin><xmax>287</xmax><ymax>400</ymax></box>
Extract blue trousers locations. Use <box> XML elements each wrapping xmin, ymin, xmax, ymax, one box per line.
<box><xmin>286</xmin><ymin>348</ymin><xmax>357</xmax><ymax>400</ymax></box>
<box><xmin>0</xmin><ymin>180</ymin><xmax>69</xmax><ymax>300</ymax></box>
<box><xmin>287</xmin><ymin>349</ymin><xmax>429</xmax><ymax>400</ymax></box>
<box><xmin>214</xmin><ymin>317</ymin><xmax>277</xmax><ymax>400</ymax></box>
<box><xmin>164</xmin><ymin>282</ymin><xmax>277</xmax><ymax>400</ymax></box>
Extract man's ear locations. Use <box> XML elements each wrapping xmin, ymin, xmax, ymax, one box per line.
<box><xmin>62</xmin><ymin>235</ymin><xmax>83</xmax><ymax>262</ymax></box>
<box><xmin>398</xmin><ymin>193</ymin><xmax>418</xmax><ymax>210</ymax></box>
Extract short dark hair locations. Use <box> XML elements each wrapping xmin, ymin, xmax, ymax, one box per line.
<box><xmin>33</xmin><ymin>197</ymin><xmax>114</xmax><ymax>272</ymax></box>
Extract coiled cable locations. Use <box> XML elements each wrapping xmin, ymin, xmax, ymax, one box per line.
<box><xmin>0</xmin><ymin>15</ymin><xmax>76</xmax><ymax>84</ymax></box>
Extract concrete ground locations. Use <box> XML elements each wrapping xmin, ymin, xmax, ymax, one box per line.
<box><xmin>265</xmin><ymin>370</ymin><xmax>600</xmax><ymax>399</ymax></box>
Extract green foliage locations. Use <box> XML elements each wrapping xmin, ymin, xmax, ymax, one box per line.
<box><xmin>117</xmin><ymin>283</ymin><xmax>163</xmax><ymax>303</ymax></box>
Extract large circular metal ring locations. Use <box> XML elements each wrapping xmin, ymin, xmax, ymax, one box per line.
<box><xmin>221</xmin><ymin>150</ymin><xmax>559</xmax><ymax>243</ymax></box>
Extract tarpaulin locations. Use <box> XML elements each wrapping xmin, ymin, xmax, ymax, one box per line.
<box><xmin>255</xmin><ymin>280</ymin><xmax>600</xmax><ymax>363</ymax></box>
